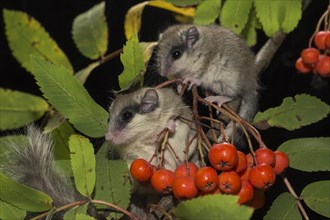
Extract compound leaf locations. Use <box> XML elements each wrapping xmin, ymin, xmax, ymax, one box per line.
<box><xmin>31</xmin><ymin>55</ymin><xmax>108</xmax><ymax>138</ymax></box>
<box><xmin>0</xmin><ymin>88</ymin><xmax>49</xmax><ymax>131</ymax></box>
<box><xmin>3</xmin><ymin>9</ymin><xmax>73</xmax><ymax>74</ymax></box>
<box><xmin>253</xmin><ymin>94</ymin><xmax>330</xmax><ymax>130</ymax></box>
<box><xmin>278</xmin><ymin>137</ymin><xmax>330</xmax><ymax>172</ymax></box>
<box><xmin>301</xmin><ymin>181</ymin><xmax>330</xmax><ymax>218</ymax></box>
<box><xmin>72</xmin><ymin>2</ymin><xmax>108</xmax><ymax>59</ymax></box>
<box><xmin>264</xmin><ymin>192</ymin><xmax>301</xmax><ymax>220</ymax></box>
<box><xmin>69</xmin><ymin>134</ymin><xmax>95</xmax><ymax>197</ymax></box>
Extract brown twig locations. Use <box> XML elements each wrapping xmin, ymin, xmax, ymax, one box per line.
<box><xmin>281</xmin><ymin>175</ymin><xmax>310</xmax><ymax>220</ymax></box>
<box><xmin>92</xmin><ymin>199</ymin><xmax>139</xmax><ymax>220</ymax></box>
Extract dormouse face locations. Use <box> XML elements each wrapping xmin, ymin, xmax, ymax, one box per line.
<box><xmin>156</xmin><ymin>25</ymin><xmax>200</xmax><ymax>78</ymax></box>
<box><xmin>105</xmin><ymin>89</ymin><xmax>160</xmax><ymax>145</ymax></box>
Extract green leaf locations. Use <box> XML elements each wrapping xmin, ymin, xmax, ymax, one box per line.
<box><xmin>254</xmin><ymin>0</ymin><xmax>281</xmax><ymax>37</ymax></box>
<box><xmin>280</xmin><ymin>0</ymin><xmax>302</xmax><ymax>33</ymax></box>
<box><xmin>165</xmin><ymin>0</ymin><xmax>202</xmax><ymax>7</ymax></box>
<box><xmin>0</xmin><ymin>200</ymin><xmax>26</xmax><ymax>220</ymax></box>
<box><xmin>119</xmin><ymin>33</ymin><xmax>145</xmax><ymax>90</ymax></box>
<box><xmin>193</xmin><ymin>0</ymin><xmax>221</xmax><ymax>25</ymax></box>
<box><xmin>0</xmin><ymin>173</ymin><xmax>53</xmax><ymax>212</ymax></box>
<box><xmin>253</xmin><ymin>94</ymin><xmax>330</xmax><ymax>130</ymax></box>
<box><xmin>74</xmin><ymin>213</ymin><xmax>95</xmax><ymax>220</ymax></box>
<box><xmin>94</xmin><ymin>142</ymin><xmax>131</xmax><ymax>219</ymax></box>
<box><xmin>55</xmin><ymin>160</ymin><xmax>73</xmax><ymax>177</ymax></box>
<box><xmin>264</xmin><ymin>192</ymin><xmax>301</xmax><ymax>220</ymax></box>
<box><xmin>72</xmin><ymin>2</ymin><xmax>108</xmax><ymax>59</ymax></box>
<box><xmin>220</xmin><ymin>0</ymin><xmax>252</xmax><ymax>34</ymax></box>
<box><xmin>301</xmin><ymin>181</ymin><xmax>330</xmax><ymax>218</ymax></box>
<box><xmin>240</xmin><ymin>6</ymin><xmax>257</xmax><ymax>46</ymax></box>
<box><xmin>0</xmin><ymin>88</ymin><xmax>49</xmax><ymax>131</ymax></box>
<box><xmin>63</xmin><ymin>202</ymin><xmax>89</xmax><ymax>220</ymax></box>
<box><xmin>31</xmin><ymin>55</ymin><xmax>108</xmax><ymax>138</ymax></box>
<box><xmin>278</xmin><ymin>137</ymin><xmax>330</xmax><ymax>172</ymax></box>
<box><xmin>69</xmin><ymin>135</ymin><xmax>95</xmax><ymax>197</ymax></box>
<box><xmin>172</xmin><ymin>194</ymin><xmax>253</xmax><ymax>219</ymax></box>
<box><xmin>51</xmin><ymin>120</ymin><xmax>75</xmax><ymax>160</ymax></box>
<box><xmin>75</xmin><ymin>62</ymin><xmax>100</xmax><ymax>84</ymax></box>
<box><xmin>3</xmin><ymin>9</ymin><xmax>73</xmax><ymax>74</ymax></box>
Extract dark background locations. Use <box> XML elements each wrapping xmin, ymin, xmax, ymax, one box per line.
<box><xmin>1</xmin><ymin>0</ymin><xmax>329</xmax><ymax>219</ymax></box>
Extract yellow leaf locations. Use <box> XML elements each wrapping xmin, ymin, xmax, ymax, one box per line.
<box><xmin>124</xmin><ymin>0</ymin><xmax>195</xmax><ymax>39</ymax></box>
<box><xmin>140</xmin><ymin>41</ymin><xmax>158</xmax><ymax>65</ymax></box>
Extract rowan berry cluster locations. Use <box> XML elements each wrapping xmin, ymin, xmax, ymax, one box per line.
<box><xmin>129</xmin><ymin>142</ymin><xmax>289</xmax><ymax>209</ymax></box>
<box><xmin>295</xmin><ymin>8</ymin><xmax>330</xmax><ymax>77</ymax></box>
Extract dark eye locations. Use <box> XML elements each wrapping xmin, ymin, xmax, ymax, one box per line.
<box><xmin>121</xmin><ymin>110</ymin><xmax>133</xmax><ymax>122</ymax></box>
<box><xmin>171</xmin><ymin>49</ymin><xmax>183</xmax><ymax>60</ymax></box>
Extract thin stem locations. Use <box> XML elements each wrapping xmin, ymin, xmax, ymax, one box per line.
<box><xmin>99</xmin><ymin>48</ymin><xmax>123</xmax><ymax>64</ymax></box>
<box><xmin>92</xmin><ymin>199</ymin><xmax>139</xmax><ymax>220</ymax></box>
<box><xmin>31</xmin><ymin>201</ymin><xmax>89</xmax><ymax>220</ymax></box>
<box><xmin>167</xmin><ymin>141</ymin><xmax>182</xmax><ymax>164</ymax></box>
<box><xmin>281</xmin><ymin>175</ymin><xmax>310</xmax><ymax>220</ymax></box>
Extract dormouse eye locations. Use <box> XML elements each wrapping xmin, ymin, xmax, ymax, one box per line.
<box><xmin>171</xmin><ymin>49</ymin><xmax>183</xmax><ymax>60</ymax></box>
<box><xmin>121</xmin><ymin>110</ymin><xmax>133</xmax><ymax>122</ymax></box>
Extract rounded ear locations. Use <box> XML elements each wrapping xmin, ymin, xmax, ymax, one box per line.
<box><xmin>185</xmin><ymin>26</ymin><xmax>199</xmax><ymax>48</ymax></box>
<box><xmin>140</xmin><ymin>89</ymin><xmax>159</xmax><ymax>113</ymax></box>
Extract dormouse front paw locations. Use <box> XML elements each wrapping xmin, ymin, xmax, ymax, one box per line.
<box><xmin>205</xmin><ymin>95</ymin><xmax>232</xmax><ymax>107</ymax></box>
<box><xmin>166</xmin><ymin>119</ymin><xmax>177</xmax><ymax>133</ymax></box>
<box><xmin>183</xmin><ymin>77</ymin><xmax>202</xmax><ymax>90</ymax></box>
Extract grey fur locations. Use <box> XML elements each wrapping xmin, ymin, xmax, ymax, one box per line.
<box><xmin>1</xmin><ymin>125</ymin><xmax>82</xmax><ymax>207</ymax></box>
<box><xmin>156</xmin><ymin>25</ymin><xmax>259</xmax><ymax>145</ymax></box>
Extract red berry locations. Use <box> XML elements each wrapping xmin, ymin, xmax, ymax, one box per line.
<box><xmin>295</xmin><ymin>57</ymin><xmax>313</xmax><ymax>74</ymax></box>
<box><xmin>130</xmin><ymin>158</ymin><xmax>154</xmax><ymax>183</ymax></box>
<box><xmin>255</xmin><ymin>148</ymin><xmax>275</xmax><ymax>166</ymax></box>
<box><xmin>249</xmin><ymin>164</ymin><xmax>276</xmax><ymax>190</ymax></box>
<box><xmin>273</xmin><ymin>151</ymin><xmax>290</xmax><ymax>175</ymax></box>
<box><xmin>316</xmin><ymin>55</ymin><xmax>330</xmax><ymax>77</ymax></box>
<box><xmin>208</xmin><ymin>142</ymin><xmax>238</xmax><ymax>171</ymax></box>
<box><xmin>194</xmin><ymin>167</ymin><xmax>218</xmax><ymax>192</ymax></box>
<box><xmin>174</xmin><ymin>162</ymin><xmax>199</xmax><ymax>178</ymax></box>
<box><xmin>314</xmin><ymin>31</ymin><xmax>328</xmax><ymax>50</ymax></box>
<box><xmin>151</xmin><ymin>169</ymin><xmax>175</xmax><ymax>193</ymax></box>
<box><xmin>218</xmin><ymin>171</ymin><xmax>242</xmax><ymax>194</ymax></box>
<box><xmin>234</xmin><ymin>151</ymin><xmax>247</xmax><ymax>173</ymax></box>
<box><xmin>301</xmin><ymin>48</ymin><xmax>319</xmax><ymax>64</ymax></box>
<box><xmin>239</xmin><ymin>165</ymin><xmax>251</xmax><ymax>181</ymax></box>
<box><xmin>238</xmin><ymin>180</ymin><xmax>255</xmax><ymax>205</ymax></box>
<box><xmin>248</xmin><ymin>189</ymin><xmax>266</xmax><ymax>209</ymax></box>
<box><xmin>326</xmin><ymin>32</ymin><xmax>330</xmax><ymax>49</ymax></box>
<box><xmin>172</xmin><ymin>176</ymin><xmax>198</xmax><ymax>200</ymax></box>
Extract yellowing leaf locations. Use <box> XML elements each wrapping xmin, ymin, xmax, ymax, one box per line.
<box><xmin>140</xmin><ymin>41</ymin><xmax>158</xmax><ymax>65</ymax></box>
<box><xmin>72</xmin><ymin>2</ymin><xmax>108</xmax><ymax>59</ymax></box>
<box><xmin>69</xmin><ymin>134</ymin><xmax>96</xmax><ymax>197</ymax></box>
<box><xmin>124</xmin><ymin>1</ymin><xmax>195</xmax><ymax>39</ymax></box>
<box><xmin>0</xmin><ymin>88</ymin><xmax>49</xmax><ymax>131</ymax></box>
<box><xmin>3</xmin><ymin>9</ymin><xmax>73</xmax><ymax>74</ymax></box>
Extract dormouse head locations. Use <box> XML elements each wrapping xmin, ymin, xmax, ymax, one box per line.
<box><xmin>105</xmin><ymin>88</ymin><xmax>160</xmax><ymax>145</ymax></box>
<box><xmin>156</xmin><ymin>25</ymin><xmax>200</xmax><ymax>77</ymax></box>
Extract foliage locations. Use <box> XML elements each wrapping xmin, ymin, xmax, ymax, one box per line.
<box><xmin>0</xmin><ymin>0</ymin><xmax>329</xmax><ymax>219</ymax></box>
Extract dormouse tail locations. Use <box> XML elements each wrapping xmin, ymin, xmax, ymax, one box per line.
<box><xmin>1</xmin><ymin>125</ymin><xmax>82</xmax><ymax>207</ymax></box>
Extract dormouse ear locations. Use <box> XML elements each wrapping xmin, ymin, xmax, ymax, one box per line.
<box><xmin>185</xmin><ymin>26</ymin><xmax>199</xmax><ymax>48</ymax></box>
<box><xmin>140</xmin><ymin>89</ymin><xmax>159</xmax><ymax>113</ymax></box>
